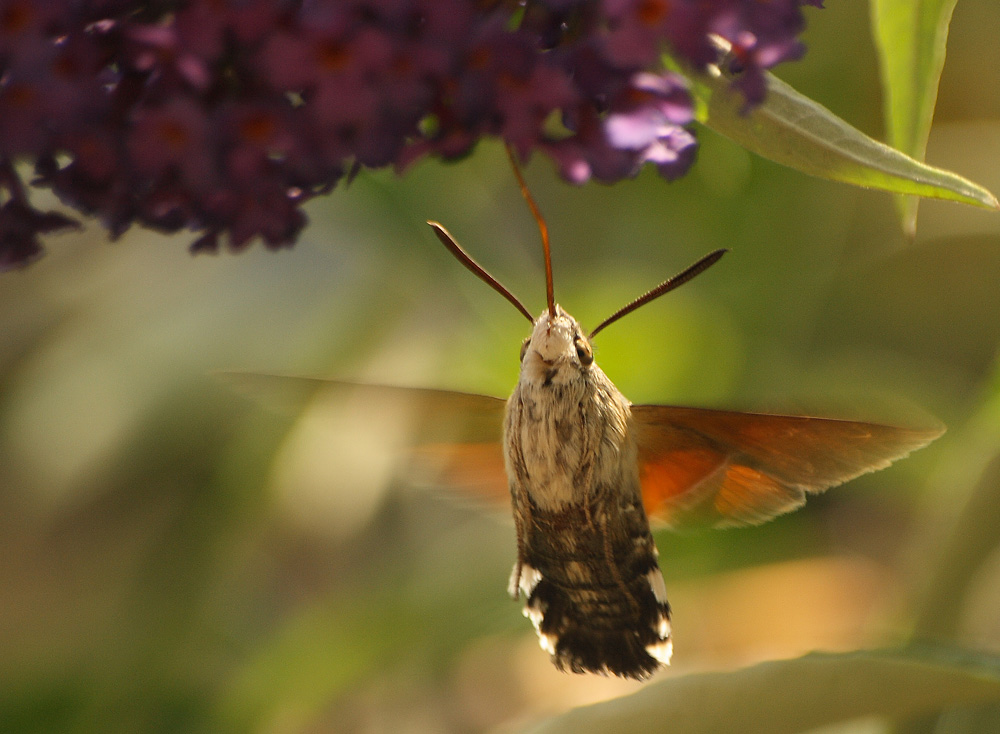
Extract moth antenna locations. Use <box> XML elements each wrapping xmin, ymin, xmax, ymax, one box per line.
<box><xmin>505</xmin><ymin>143</ymin><xmax>555</xmax><ymax>318</ymax></box>
<box><xmin>589</xmin><ymin>249</ymin><xmax>728</xmax><ymax>338</ymax></box>
<box><xmin>428</xmin><ymin>221</ymin><xmax>534</xmax><ymax>323</ymax></box>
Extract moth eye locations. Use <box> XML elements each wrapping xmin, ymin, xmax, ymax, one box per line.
<box><xmin>574</xmin><ymin>336</ymin><xmax>594</xmax><ymax>366</ymax></box>
<box><xmin>520</xmin><ymin>337</ymin><xmax>530</xmax><ymax>362</ymax></box>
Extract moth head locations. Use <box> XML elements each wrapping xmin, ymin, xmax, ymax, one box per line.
<box><xmin>428</xmin><ymin>146</ymin><xmax>727</xmax><ymax>372</ymax></box>
<box><xmin>520</xmin><ymin>305</ymin><xmax>595</xmax><ymax>379</ymax></box>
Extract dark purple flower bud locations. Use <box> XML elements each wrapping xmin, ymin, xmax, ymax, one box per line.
<box><xmin>0</xmin><ymin>198</ymin><xmax>79</xmax><ymax>271</ymax></box>
<box><xmin>127</xmin><ymin>98</ymin><xmax>214</xmax><ymax>187</ymax></box>
<box><xmin>188</xmin><ymin>229</ymin><xmax>219</xmax><ymax>254</ymax></box>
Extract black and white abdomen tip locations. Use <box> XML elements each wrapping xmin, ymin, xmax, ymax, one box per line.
<box><xmin>512</xmin><ymin>560</ymin><xmax>673</xmax><ymax>680</ymax></box>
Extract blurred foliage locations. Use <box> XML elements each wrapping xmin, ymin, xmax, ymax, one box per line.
<box><xmin>3</xmin><ymin>2</ymin><xmax>1000</xmax><ymax>733</ymax></box>
<box><xmin>529</xmin><ymin>648</ymin><xmax>1000</xmax><ymax>734</ymax></box>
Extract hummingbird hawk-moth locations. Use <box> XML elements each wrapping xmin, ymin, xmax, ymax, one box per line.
<box><xmin>232</xmin><ymin>147</ymin><xmax>942</xmax><ymax>680</ymax></box>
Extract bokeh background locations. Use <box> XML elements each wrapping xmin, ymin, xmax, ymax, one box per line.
<box><xmin>4</xmin><ymin>2</ymin><xmax>1000</xmax><ymax>732</ymax></box>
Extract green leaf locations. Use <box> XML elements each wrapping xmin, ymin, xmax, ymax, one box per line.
<box><xmin>527</xmin><ymin>648</ymin><xmax>1000</xmax><ymax>734</ymax></box>
<box><xmin>690</xmin><ymin>67</ymin><xmax>998</xmax><ymax>213</ymax></box>
<box><xmin>910</xmin><ymin>362</ymin><xmax>1000</xmax><ymax>643</ymax></box>
<box><xmin>871</xmin><ymin>0</ymin><xmax>960</xmax><ymax>235</ymax></box>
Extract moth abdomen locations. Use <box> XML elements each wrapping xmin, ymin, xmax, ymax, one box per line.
<box><xmin>515</xmin><ymin>504</ymin><xmax>673</xmax><ymax>680</ymax></box>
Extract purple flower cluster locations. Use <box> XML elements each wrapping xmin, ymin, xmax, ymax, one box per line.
<box><xmin>0</xmin><ymin>0</ymin><xmax>820</xmax><ymax>269</ymax></box>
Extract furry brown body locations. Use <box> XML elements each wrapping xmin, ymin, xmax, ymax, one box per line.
<box><xmin>504</xmin><ymin>305</ymin><xmax>672</xmax><ymax>679</ymax></box>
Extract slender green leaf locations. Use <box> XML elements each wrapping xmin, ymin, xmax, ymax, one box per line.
<box><xmin>690</xmin><ymin>67</ymin><xmax>998</xmax><ymax>212</ymax></box>
<box><xmin>871</xmin><ymin>0</ymin><xmax>959</xmax><ymax>234</ymax></box>
<box><xmin>528</xmin><ymin>648</ymin><xmax>1000</xmax><ymax>734</ymax></box>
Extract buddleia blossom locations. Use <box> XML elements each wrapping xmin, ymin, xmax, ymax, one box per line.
<box><xmin>0</xmin><ymin>0</ymin><xmax>821</xmax><ymax>269</ymax></box>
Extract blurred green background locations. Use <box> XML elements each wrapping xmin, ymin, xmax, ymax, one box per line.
<box><xmin>4</xmin><ymin>2</ymin><xmax>1000</xmax><ymax>732</ymax></box>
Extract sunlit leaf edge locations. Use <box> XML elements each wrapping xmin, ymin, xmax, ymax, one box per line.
<box><xmin>686</xmin><ymin>65</ymin><xmax>998</xmax><ymax>212</ymax></box>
